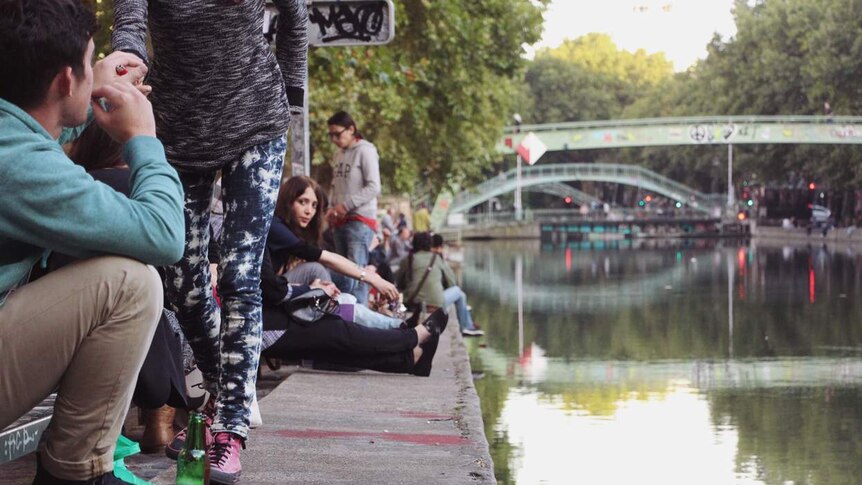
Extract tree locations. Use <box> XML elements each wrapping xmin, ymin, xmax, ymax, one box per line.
<box><xmin>308</xmin><ymin>0</ymin><xmax>547</xmax><ymax>194</ymax></box>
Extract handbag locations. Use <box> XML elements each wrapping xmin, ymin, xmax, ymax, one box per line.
<box><xmin>285</xmin><ymin>288</ymin><xmax>340</xmax><ymax>325</ymax></box>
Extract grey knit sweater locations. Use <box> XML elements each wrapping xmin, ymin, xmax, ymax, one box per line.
<box><xmin>112</xmin><ymin>0</ymin><xmax>307</xmax><ymax>170</ymax></box>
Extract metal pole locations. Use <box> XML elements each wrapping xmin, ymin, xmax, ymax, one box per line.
<box><xmin>515</xmin><ymin>154</ymin><xmax>522</xmax><ymax>221</ymax></box>
<box><xmin>727</xmin><ymin>251</ymin><xmax>734</xmax><ymax>358</ymax></box>
<box><xmin>288</xmin><ymin>73</ymin><xmax>310</xmax><ymax>176</ymax></box>
<box><xmin>727</xmin><ymin>143</ymin><xmax>735</xmax><ymax>211</ymax></box>
<box><xmin>516</xmin><ymin>254</ymin><xmax>524</xmax><ymax>358</ymax></box>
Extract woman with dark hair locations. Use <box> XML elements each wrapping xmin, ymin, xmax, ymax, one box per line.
<box><xmin>325</xmin><ymin>111</ymin><xmax>382</xmax><ymax>305</ymax></box>
<box><xmin>271</xmin><ymin>176</ymin><xmax>397</xmax><ymax>302</ymax></box>
<box><xmin>259</xmin><ymin>178</ymin><xmax>448</xmax><ymax>378</ymax></box>
<box><xmin>269</xmin><ymin>176</ymin><xmax>399</xmax><ymax>329</ymax></box>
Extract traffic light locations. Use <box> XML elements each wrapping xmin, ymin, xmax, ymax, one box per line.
<box><xmin>737</xmin><ymin>211</ymin><xmax>747</xmax><ymax>221</ymax></box>
<box><xmin>564</xmin><ymin>196</ymin><xmax>572</xmax><ymax>204</ymax></box>
<box><xmin>638</xmin><ymin>200</ymin><xmax>646</xmax><ymax>207</ymax></box>
<box><xmin>675</xmin><ymin>201</ymin><xmax>683</xmax><ymax>208</ymax></box>
<box><xmin>808</xmin><ymin>182</ymin><xmax>816</xmax><ymax>190</ymax></box>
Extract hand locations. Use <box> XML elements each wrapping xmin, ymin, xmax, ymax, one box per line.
<box><xmin>90</xmin><ymin>81</ymin><xmax>156</xmax><ymax>143</ymax></box>
<box><xmin>329</xmin><ymin>203</ymin><xmax>349</xmax><ymax>219</ymax></box>
<box><xmin>93</xmin><ymin>51</ymin><xmax>151</xmax><ymax>96</ymax></box>
<box><xmin>310</xmin><ymin>279</ymin><xmax>340</xmax><ymax>298</ymax></box>
<box><xmin>371</xmin><ymin>275</ymin><xmax>398</xmax><ymax>302</ymax></box>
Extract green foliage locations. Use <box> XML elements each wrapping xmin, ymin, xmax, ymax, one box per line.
<box><xmin>518</xmin><ymin>33</ymin><xmax>673</xmax><ymax>123</ymax></box>
<box><xmin>309</xmin><ymin>0</ymin><xmax>547</xmax><ymax>194</ymax></box>
<box><xmin>618</xmin><ymin>0</ymin><xmax>862</xmax><ymax>191</ymax></box>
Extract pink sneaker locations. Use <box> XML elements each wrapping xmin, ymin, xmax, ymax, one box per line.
<box><xmin>165</xmin><ymin>400</ymin><xmax>215</xmax><ymax>460</ymax></box>
<box><xmin>208</xmin><ymin>432</ymin><xmax>244</xmax><ymax>484</ymax></box>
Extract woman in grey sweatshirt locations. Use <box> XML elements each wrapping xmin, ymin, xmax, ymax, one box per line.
<box><xmin>325</xmin><ymin>111</ymin><xmax>382</xmax><ymax>305</ymax></box>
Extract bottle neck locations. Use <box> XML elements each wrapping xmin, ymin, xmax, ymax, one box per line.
<box><xmin>187</xmin><ymin>412</ymin><xmax>206</xmax><ymax>449</ymax></box>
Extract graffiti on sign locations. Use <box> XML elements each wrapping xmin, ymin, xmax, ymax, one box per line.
<box><xmin>310</xmin><ymin>2</ymin><xmax>383</xmax><ymax>43</ymax></box>
<box><xmin>264</xmin><ymin>0</ymin><xmax>394</xmax><ymax>47</ymax></box>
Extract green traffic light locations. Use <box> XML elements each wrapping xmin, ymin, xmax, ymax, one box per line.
<box><xmin>746</xmin><ymin>200</ymin><xmax>754</xmax><ymax>206</ymax></box>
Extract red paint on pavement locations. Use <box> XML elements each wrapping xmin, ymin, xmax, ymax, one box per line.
<box><xmin>272</xmin><ymin>429</ymin><xmax>467</xmax><ymax>446</ymax></box>
<box><xmin>397</xmin><ymin>411</ymin><xmax>452</xmax><ymax>420</ymax></box>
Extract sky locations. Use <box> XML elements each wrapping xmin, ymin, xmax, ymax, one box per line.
<box><xmin>529</xmin><ymin>0</ymin><xmax>740</xmax><ymax>71</ymax></box>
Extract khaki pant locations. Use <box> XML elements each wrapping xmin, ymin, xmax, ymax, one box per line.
<box><xmin>0</xmin><ymin>256</ymin><xmax>162</xmax><ymax>480</ymax></box>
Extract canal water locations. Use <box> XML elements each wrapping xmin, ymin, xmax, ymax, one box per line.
<box><xmin>459</xmin><ymin>239</ymin><xmax>862</xmax><ymax>485</ymax></box>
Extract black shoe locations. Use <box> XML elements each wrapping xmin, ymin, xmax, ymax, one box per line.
<box><xmin>32</xmin><ymin>455</ymin><xmax>126</xmax><ymax>484</ymax></box>
<box><xmin>421</xmin><ymin>308</ymin><xmax>449</xmax><ymax>336</ymax></box>
<box><xmin>412</xmin><ymin>332</ymin><xmax>440</xmax><ymax>377</ymax></box>
<box><xmin>404</xmin><ymin>311</ymin><xmax>421</xmax><ymax>329</ymax></box>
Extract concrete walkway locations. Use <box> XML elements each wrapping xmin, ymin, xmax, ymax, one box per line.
<box><xmin>155</xmin><ymin>325</ymin><xmax>494</xmax><ymax>484</ymax></box>
<box><xmin>1</xmin><ymin>324</ymin><xmax>493</xmax><ymax>484</ymax></box>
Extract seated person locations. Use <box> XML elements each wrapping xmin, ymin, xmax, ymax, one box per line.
<box><xmin>388</xmin><ymin>226</ymin><xmax>412</xmax><ymax>271</ymax></box>
<box><xmin>269</xmin><ymin>176</ymin><xmax>401</xmax><ymax>329</ymax></box>
<box><xmin>396</xmin><ymin>233</ymin><xmax>483</xmax><ymax>336</ymax></box>
<box><xmin>0</xmin><ymin>2</ymin><xmax>185</xmax><ymax>484</ymax></box>
<box><xmin>431</xmin><ymin>234</ymin><xmax>483</xmax><ymax>337</ymax></box>
<box><xmin>259</xmin><ymin>247</ymin><xmax>449</xmax><ymax>377</ymax></box>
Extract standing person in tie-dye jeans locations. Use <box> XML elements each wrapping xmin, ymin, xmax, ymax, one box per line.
<box><xmin>112</xmin><ymin>1</ymin><xmax>307</xmax><ymax>482</ymax></box>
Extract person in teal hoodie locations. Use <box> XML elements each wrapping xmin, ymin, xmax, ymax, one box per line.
<box><xmin>0</xmin><ymin>1</ymin><xmax>185</xmax><ymax>483</ymax></box>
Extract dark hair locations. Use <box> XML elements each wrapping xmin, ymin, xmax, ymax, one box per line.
<box><xmin>275</xmin><ymin>175</ymin><xmax>329</xmax><ymax>246</ymax></box>
<box><xmin>0</xmin><ymin>0</ymin><xmax>98</xmax><ymax>109</ymax></box>
<box><xmin>67</xmin><ymin>123</ymin><xmax>124</xmax><ymax>171</ymax></box>
<box><xmin>412</xmin><ymin>231</ymin><xmax>432</xmax><ymax>252</ymax></box>
<box><xmin>327</xmin><ymin>111</ymin><xmax>364</xmax><ymax>140</ymax></box>
<box><xmin>431</xmin><ymin>233</ymin><xmax>444</xmax><ymax>249</ymax></box>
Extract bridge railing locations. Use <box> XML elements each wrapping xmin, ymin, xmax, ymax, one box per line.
<box><xmin>460</xmin><ymin>207</ymin><xmax>716</xmax><ymax>226</ymax></box>
<box><xmin>502</xmin><ymin>115</ymin><xmax>862</xmax><ymax>134</ymax></box>
<box><xmin>448</xmin><ymin>163</ymin><xmax>722</xmax><ymax>216</ymax></box>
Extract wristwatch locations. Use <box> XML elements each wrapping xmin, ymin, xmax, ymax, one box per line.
<box><xmin>358</xmin><ymin>270</ymin><xmax>366</xmax><ymax>282</ymax></box>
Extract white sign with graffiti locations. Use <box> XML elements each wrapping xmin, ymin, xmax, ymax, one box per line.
<box><xmin>265</xmin><ymin>0</ymin><xmax>395</xmax><ymax>47</ymax></box>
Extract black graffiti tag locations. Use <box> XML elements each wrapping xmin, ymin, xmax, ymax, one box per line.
<box><xmin>309</xmin><ymin>3</ymin><xmax>385</xmax><ymax>43</ymax></box>
<box><xmin>689</xmin><ymin>123</ymin><xmax>736</xmax><ymax>143</ymax></box>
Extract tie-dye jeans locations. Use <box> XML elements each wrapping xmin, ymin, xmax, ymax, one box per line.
<box><xmin>165</xmin><ymin>135</ymin><xmax>285</xmax><ymax>438</ymax></box>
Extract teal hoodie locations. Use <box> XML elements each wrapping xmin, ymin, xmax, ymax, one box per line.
<box><xmin>0</xmin><ymin>97</ymin><xmax>185</xmax><ymax>306</ymax></box>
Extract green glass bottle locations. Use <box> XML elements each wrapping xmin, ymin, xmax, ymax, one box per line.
<box><xmin>176</xmin><ymin>411</ymin><xmax>210</xmax><ymax>485</ymax></box>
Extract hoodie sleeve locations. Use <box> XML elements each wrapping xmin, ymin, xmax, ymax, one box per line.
<box><xmin>345</xmin><ymin>143</ymin><xmax>381</xmax><ymax>211</ymax></box>
<box><xmin>272</xmin><ymin>0</ymin><xmax>308</xmax><ymax>110</ymax></box>
<box><xmin>111</xmin><ymin>0</ymin><xmax>150</xmax><ymax>64</ymax></box>
<box><xmin>0</xmin><ymin>136</ymin><xmax>184</xmax><ymax>265</ymax></box>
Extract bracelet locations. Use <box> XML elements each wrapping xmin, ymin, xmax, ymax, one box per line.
<box><xmin>358</xmin><ymin>270</ymin><xmax>366</xmax><ymax>282</ymax></box>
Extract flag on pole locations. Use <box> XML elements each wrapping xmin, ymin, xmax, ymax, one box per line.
<box><xmin>515</xmin><ymin>132</ymin><xmax>547</xmax><ymax>165</ymax></box>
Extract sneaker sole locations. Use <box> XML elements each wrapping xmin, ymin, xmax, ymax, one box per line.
<box><xmin>209</xmin><ymin>468</ymin><xmax>242</xmax><ymax>485</ymax></box>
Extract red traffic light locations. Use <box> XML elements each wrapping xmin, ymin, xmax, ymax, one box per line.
<box><xmin>808</xmin><ymin>182</ymin><xmax>816</xmax><ymax>190</ymax></box>
<box><xmin>564</xmin><ymin>196</ymin><xmax>572</xmax><ymax>204</ymax></box>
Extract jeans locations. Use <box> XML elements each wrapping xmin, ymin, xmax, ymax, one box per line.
<box><xmin>164</xmin><ymin>135</ymin><xmax>285</xmax><ymax>438</ymax></box>
<box><xmin>443</xmin><ymin>285</ymin><xmax>475</xmax><ymax>331</ymax></box>
<box><xmin>336</xmin><ymin>293</ymin><xmax>402</xmax><ymax>329</ymax></box>
<box><xmin>331</xmin><ymin>220</ymin><xmax>374</xmax><ymax>304</ymax></box>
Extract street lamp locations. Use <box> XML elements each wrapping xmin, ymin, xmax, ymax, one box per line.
<box><xmin>513</xmin><ymin>113</ymin><xmax>523</xmax><ymax>221</ymax></box>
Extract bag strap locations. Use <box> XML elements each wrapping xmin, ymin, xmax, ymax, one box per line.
<box><xmin>405</xmin><ymin>253</ymin><xmax>438</xmax><ymax>306</ymax></box>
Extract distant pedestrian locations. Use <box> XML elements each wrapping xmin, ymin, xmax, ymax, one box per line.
<box><xmin>413</xmin><ymin>202</ymin><xmax>431</xmax><ymax>232</ymax></box>
<box><xmin>325</xmin><ymin>111</ymin><xmax>382</xmax><ymax>305</ymax></box>
<box><xmin>397</xmin><ymin>212</ymin><xmax>409</xmax><ymax>231</ymax></box>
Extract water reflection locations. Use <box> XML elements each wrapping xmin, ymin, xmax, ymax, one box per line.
<box><xmin>462</xmin><ymin>239</ymin><xmax>862</xmax><ymax>485</ymax></box>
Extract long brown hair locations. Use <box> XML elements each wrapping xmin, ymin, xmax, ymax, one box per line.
<box><xmin>275</xmin><ymin>175</ymin><xmax>329</xmax><ymax>246</ymax></box>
